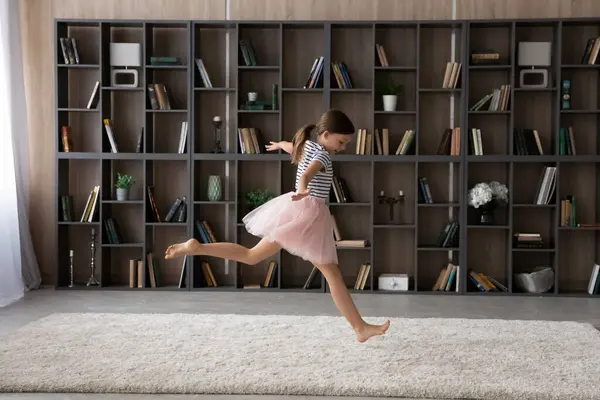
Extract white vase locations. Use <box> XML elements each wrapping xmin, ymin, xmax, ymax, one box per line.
<box><xmin>382</xmin><ymin>95</ymin><xmax>397</xmax><ymax>112</ymax></box>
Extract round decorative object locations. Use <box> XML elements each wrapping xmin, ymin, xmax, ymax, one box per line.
<box><xmin>207</xmin><ymin>175</ymin><xmax>222</xmax><ymax>201</ymax></box>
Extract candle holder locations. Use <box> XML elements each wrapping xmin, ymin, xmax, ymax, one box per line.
<box><xmin>86</xmin><ymin>228</ymin><xmax>100</xmax><ymax>286</ymax></box>
<box><xmin>211</xmin><ymin>116</ymin><xmax>223</xmax><ymax>153</ymax></box>
<box><xmin>378</xmin><ymin>190</ymin><xmax>405</xmax><ymax>223</ymax></box>
<box><xmin>68</xmin><ymin>249</ymin><xmax>75</xmax><ymax>288</ymax></box>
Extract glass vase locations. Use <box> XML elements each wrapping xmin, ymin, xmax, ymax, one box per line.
<box><xmin>479</xmin><ymin>207</ymin><xmax>494</xmax><ymax>224</ymax></box>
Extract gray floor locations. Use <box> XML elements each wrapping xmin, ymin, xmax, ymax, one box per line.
<box><xmin>0</xmin><ymin>288</ymin><xmax>599</xmax><ymax>399</ymax></box>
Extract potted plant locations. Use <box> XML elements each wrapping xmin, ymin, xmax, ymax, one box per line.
<box><xmin>115</xmin><ymin>173</ymin><xmax>135</xmax><ymax>201</ymax></box>
<box><xmin>468</xmin><ymin>180</ymin><xmax>508</xmax><ymax>224</ymax></box>
<box><xmin>245</xmin><ymin>189</ymin><xmax>275</xmax><ymax>211</ymax></box>
<box><xmin>378</xmin><ymin>74</ymin><xmax>403</xmax><ymax>112</ymax></box>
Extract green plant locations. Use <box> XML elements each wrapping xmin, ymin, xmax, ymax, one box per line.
<box><xmin>115</xmin><ymin>173</ymin><xmax>135</xmax><ymax>189</ymax></box>
<box><xmin>378</xmin><ymin>74</ymin><xmax>403</xmax><ymax>95</ymax></box>
<box><xmin>246</xmin><ymin>189</ymin><xmax>275</xmax><ymax>210</ymax></box>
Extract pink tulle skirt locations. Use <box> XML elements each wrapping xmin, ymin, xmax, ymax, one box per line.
<box><xmin>242</xmin><ymin>191</ymin><xmax>338</xmax><ymax>265</ymax></box>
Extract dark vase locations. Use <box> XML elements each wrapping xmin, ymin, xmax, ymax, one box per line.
<box><xmin>479</xmin><ymin>206</ymin><xmax>494</xmax><ymax>224</ymax></box>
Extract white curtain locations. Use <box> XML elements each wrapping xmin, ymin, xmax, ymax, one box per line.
<box><xmin>0</xmin><ymin>0</ymin><xmax>41</xmax><ymax>307</ymax></box>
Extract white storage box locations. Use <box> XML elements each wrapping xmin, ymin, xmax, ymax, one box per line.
<box><xmin>378</xmin><ymin>274</ymin><xmax>409</xmax><ymax>291</ymax></box>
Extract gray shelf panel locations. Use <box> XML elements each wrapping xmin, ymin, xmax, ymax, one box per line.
<box><xmin>103</xmin><ymin>200</ymin><xmax>144</xmax><ymax>204</ymax></box>
<box><xmin>194</xmin><ymin>87</ymin><xmax>236</xmax><ymax>92</ymax></box>
<box><xmin>374</xmin><ymin>66</ymin><xmax>417</xmax><ymax>71</ymax></box>
<box><xmin>373</xmin><ymin>224</ymin><xmax>416</xmax><ymax>229</ymax></box>
<box><xmin>58</xmin><ymin>153</ymin><xmax>189</xmax><ymax>160</ymax></box>
<box><xmin>57</xmin><ymin>64</ymin><xmax>100</xmax><ymax>69</ymax></box>
<box><xmin>146</xmin><ymin>223</ymin><xmax>187</xmax><ymax>227</ymax></box>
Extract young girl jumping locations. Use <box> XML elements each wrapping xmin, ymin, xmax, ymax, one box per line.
<box><xmin>165</xmin><ymin>109</ymin><xmax>390</xmax><ymax>343</ymax></box>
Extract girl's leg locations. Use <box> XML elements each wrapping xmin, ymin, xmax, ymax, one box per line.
<box><xmin>315</xmin><ymin>262</ymin><xmax>390</xmax><ymax>343</ymax></box>
<box><xmin>165</xmin><ymin>237</ymin><xmax>281</xmax><ymax>265</ymax></box>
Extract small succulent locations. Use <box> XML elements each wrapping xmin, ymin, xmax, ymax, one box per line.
<box><xmin>115</xmin><ymin>173</ymin><xmax>135</xmax><ymax>189</ymax></box>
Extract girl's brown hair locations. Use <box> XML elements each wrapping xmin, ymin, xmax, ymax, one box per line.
<box><xmin>291</xmin><ymin>109</ymin><xmax>355</xmax><ymax>164</ymax></box>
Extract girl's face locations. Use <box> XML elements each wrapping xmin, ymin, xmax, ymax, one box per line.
<box><xmin>320</xmin><ymin>131</ymin><xmax>353</xmax><ymax>154</ymax></box>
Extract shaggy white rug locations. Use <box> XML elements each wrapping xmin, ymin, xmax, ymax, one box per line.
<box><xmin>0</xmin><ymin>313</ymin><xmax>599</xmax><ymax>399</ymax></box>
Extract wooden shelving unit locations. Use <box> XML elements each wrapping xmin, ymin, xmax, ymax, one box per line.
<box><xmin>54</xmin><ymin>18</ymin><xmax>600</xmax><ymax>297</ymax></box>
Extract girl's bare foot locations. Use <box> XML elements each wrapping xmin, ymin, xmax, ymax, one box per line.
<box><xmin>355</xmin><ymin>320</ymin><xmax>391</xmax><ymax>343</ymax></box>
<box><xmin>165</xmin><ymin>238</ymin><xmax>200</xmax><ymax>259</ymax></box>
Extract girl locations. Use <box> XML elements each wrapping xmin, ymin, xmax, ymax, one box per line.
<box><xmin>165</xmin><ymin>109</ymin><xmax>390</xmax><ymax>343</ymax></box>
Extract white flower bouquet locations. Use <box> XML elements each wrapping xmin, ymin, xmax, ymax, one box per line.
<box><xmin>468</xmin><ymin>181</ymin><xmax>508</xmax><ymax>209</ymax></box>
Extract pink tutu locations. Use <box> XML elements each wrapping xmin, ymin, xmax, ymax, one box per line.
<box><xmin>242</xmin><ymin>191</ymin><xmax>338</xmax><ymax>265</ymax></box>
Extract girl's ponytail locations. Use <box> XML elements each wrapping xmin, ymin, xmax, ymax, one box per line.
<box><xmin>291</xmin><ymin>123</ymin><xmax>315</xmax><ymax>164</ymax></box>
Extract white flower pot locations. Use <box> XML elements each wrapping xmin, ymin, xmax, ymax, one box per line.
<box><xmin>382</xmin><ymin>95</ymin><xmax>397</xmax><ymax>112</ymax></box>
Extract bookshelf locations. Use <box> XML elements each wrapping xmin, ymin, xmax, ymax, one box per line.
<box><xmin>55</xmin><ymin>18</ymin><xmax>600</xmax><ymax>297</ymax></box>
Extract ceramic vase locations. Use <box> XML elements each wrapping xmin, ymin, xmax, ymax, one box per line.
<box><xmin>116</xmin><ymin>188</ymin><xmax>129</xmax><ymax>201</ymax></box>
<box><xmin>207</xmin><ymin>175</ymin><xmax>222</xmax><ymax>201</ymax></box>
<box><xmin>382</xmin><ymin>95</ymin><xmax>397</xmax><ymax>111</ymax></box>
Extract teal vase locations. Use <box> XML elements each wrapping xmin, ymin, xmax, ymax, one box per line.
<box><xmin>207</xmin><ymin>175</ymin><xmax>222</xmax><ymax>201</ymax></box>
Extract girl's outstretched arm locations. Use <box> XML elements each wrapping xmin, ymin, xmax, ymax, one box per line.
<box><xmin>266</xmin><ymin>140</ymin><xmax>293</xmax><ymax>154</ymax></box>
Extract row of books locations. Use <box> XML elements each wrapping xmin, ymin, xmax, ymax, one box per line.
<box><xmin>301</xmin><ymin>57</ymin><xmax>354</xmax><ymax>89</ymax></box>
<box><xmin>303</xmin><ymin>56</ymin><xmax>324</xmax><ymax>89</ymax></box>
<box><xmin>129</xmin><ymin>253</ymin><xmax>161</xmax><ymax>288</ymax></box>
<box><xmin>147</xmin><ymin>83</ymin><xmax>173</xmax><ymax>110</ymax></box>
<box><xmin>438</xmin><ymin>127</ymin><xmax>461</xmax><ymax>156</ymax></box>
<box><xmin>432</xmin><ymin>263</ymin><xmax>459</xmax><ymax>291</ymax></box>
<box><xmin>581</xmin><ymin>37</ymin><xmax>600</xmax><ymax>65</ymax></box>
<box><xmin>468</xmin><ymin>270</ymin><xmax>507</xmax><ymax>292</ymax></box>
<box><xmin>330</xmin><ymin>175</ymin><xmax>353</xmax><ymax>203</ymax></box>
<box><xmin>534</xmin><ymin>165</ymin><xmax>556</xmax><ymax>205</ymax></box>
<box><xmin>513</xmin><ymin>128</ymin><xmax>543</xmax><ymax>156</ymax></box>
<box><xmin>513</xmin><ymin>233</ymin><xmax>544</xmax><ymax>249</ymax></box>
<box><xmin>195</xmin><ymin>58</ymin><xmax>213</xmax><ymax>88</ymax></box>
<box><xmin>243</xmin><ymin>260</ymin><xmax>278</xmax><ymax>289</ymax></box>
<box><xmin>418</xmin><ymin>177</ymin><xmax>434</xmax><ymax>204</ymax></box>
<box><xmin>58</xmin><ymin>37</ymin><xmax>81</xmax><ymax>65</ymax></box>
<box><xmin>239</xmin><ymin>40</ymin><xmax>258</xmax><ymax>66</ymax></box>
<box><xmin>375</xmin><ymin>44</ymin><xmax>390</xmax><ymax>67</ymax></box>
<box><xmin>560</xmin><ymin>195</ymin><xmax>576</xmax><ymax>227</ymax></box>
<box><xmin>61</xmin><ymin>124</ymin><xmax>145</xmax><ymax>154</ymax></box>
<box><xmin>147</xmin><ymin>186</ymin><xmax>187</xmax><ymax>222</ymax></box>
<box><xmin>238</xmin><ymin>127</ymin><xmax>266</xmax><ymax>154</ymax></box>
<box><xmin>104</xmin><ymin>217</ymin><xmax>124</xmax><ymax>244</ymax></box>
<box><xmin>104</xmin><ymin>119</ymin><xmax>184</xmax><ymax>155</ymax></box>
<box><xmin>435</xmin><ymin>220</ymin><xmax>459</xmax><ymax>248</ymax></box>
<box><xmin>355</xmin><ymin>128</ymin><xmax>417</xmax><ymax>156</ymax></box>
<box><xmin>442</xmin><ymin>61</ymin><xmax>461</xmax><ymax>89</ymax></box>
<box><xmin>353</xmin><ymin>263</ymin><xmax>371</xmax><ymax>290</ymax></box>
<box><xmin>470</xmin><ymin>85</ymin><xmax>511</xmax><ymax>111</ymax></box>
<box><xmin>195</xmin><ymin>219</ymin><xmax>217</xmax><ymax>244</ymax></box>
